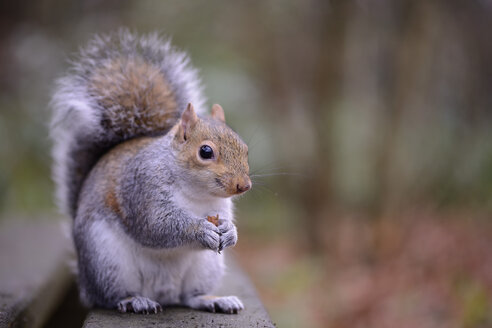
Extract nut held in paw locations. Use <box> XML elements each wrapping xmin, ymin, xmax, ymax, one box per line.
<box><xmin>207</xmin><ymin>214</ymin><xmax>219</xmax><ymax>227</ymax></box>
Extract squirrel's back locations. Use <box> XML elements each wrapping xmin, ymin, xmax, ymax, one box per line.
<box><xmin>51</xmin><ymin>30</ymin><xmax>206</xmax><ymax>218</ymax></box>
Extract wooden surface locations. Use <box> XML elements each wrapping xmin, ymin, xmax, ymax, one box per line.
<box><xmin>0</xmin><ymin>218</ymin><xmax>274</xmax><ymax>327</ymax></box>
<box><xmin>83</xmin><ymin>255</ymin><xmax>275</xmax><ymax>328</ymax></box>
<box><xmin>0</xmin><ymin>218</ymin><xmax>72</xmax><ymax>328</ymax></box>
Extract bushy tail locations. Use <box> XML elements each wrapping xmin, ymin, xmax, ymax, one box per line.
<box><xmin>51</xmin><ymin>31</ymin><xmax>206</xmax><ymax>218</ymax></box>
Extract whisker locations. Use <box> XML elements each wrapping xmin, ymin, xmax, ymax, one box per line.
<box><xmin>250</xmin><ymin>160</ymin><xmax>285</xmax><ymax>169</ymax></box>
<box><xmin>251</xmin><ymin>184</ymin><xmax>278</xmax><ymax>195</ymax></box>
<box><xmin>245</xmin><ymin>125</ymin><xmax>261</xmax><ymax>147</ymax></box>
<box><xmin>249</xmin><ymin>160</ymin><xmax>286</xmax><ymax>173</ymax></box>
<box><xmin>250</xmin><ymin>167</ymin><xmax>286</xmax><ymax>174</ymax></box>
<box><xmin>250</xmin><ymin>172</ymin><xmax>304</xmax><ymax>178</ymax></box>
<box><xmin>250</xmin><ymin>181</ymin><xmax>268</xmax><ymax>187</ymax></box>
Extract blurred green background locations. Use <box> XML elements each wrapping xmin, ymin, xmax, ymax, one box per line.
<box><xmin>1</xmin><ymin>1</ymin><xmax>492</xmax><ymax>327</ymax></box>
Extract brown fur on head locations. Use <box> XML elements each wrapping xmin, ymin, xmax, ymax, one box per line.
<box><xmin>172</xmin><ymin>103</ymin><xmax>251</xmax><ymax>197</ymax></box>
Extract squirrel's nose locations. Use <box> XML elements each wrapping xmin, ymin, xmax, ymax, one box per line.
<box><xmin>236</xmin><ymin>177</ymin><xmax>252</xmax><ymax>194</ymax></box>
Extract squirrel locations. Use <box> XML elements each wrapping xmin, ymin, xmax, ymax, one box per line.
<box><xmin>50</xmin><ymin>31</ymin><xmax>251</xmax><ymax>314</ymax></box>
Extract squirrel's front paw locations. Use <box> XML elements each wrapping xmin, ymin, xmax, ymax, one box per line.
<box><xmin>218</xmin><ymin>220</ymin><xmax>238</xmax><ymax>252</ymax></box>
<box><xmin>196</xmin><ymin>219</ymin><xmax>221</xmax><ymax>251</ymax></box>
<box><xmin>117</xmin><ymin>296</ymin><xmax>162</xmax><ymax>314</ymax></box>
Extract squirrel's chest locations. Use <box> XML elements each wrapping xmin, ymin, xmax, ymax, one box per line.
<box><xmin>172</xmin><ymin>189</ymin><xmax>232</xmax><ymax>217</ymax></box>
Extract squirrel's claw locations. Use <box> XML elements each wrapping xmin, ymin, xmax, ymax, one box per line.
<box><xmin>197</xmin><ymin>219</ymin><xmax>221</xmax><ymax>251</ymax></box>
<box><xmin>217</xmin><ymin>220</ymin><xmax>238</xmax><ymax>251</ymax></box>
<box><xmin>117</xmin><ymin>296</ymin><xmax>162</xmax><ymax>314</ymax></box>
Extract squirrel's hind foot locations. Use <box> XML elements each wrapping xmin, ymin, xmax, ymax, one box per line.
<box><xmin>117</xmin><ymin>296</ymin><xmax>163</xmax><ymax>314</ymax></box>
<box><xmin>185</xmin><ymin>295</ymin><xmax>244</xmax><ymax>314</ymax></box>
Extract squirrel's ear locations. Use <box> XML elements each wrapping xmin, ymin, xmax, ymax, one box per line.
<box><xmin>179</xmin><ymin>103</ymin><xmax>198</xmax><ymax>141</ymax></box>
<box><xmin>211</xmin><ymin>104</ymin><xmax>226</xmax><ymax>123</ymax></box>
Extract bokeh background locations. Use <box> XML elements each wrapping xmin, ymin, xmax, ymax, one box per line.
<box><xmin>1</xmin><ymin>1</ymin><xmax>492</xmax><ymax>327</ymax></box>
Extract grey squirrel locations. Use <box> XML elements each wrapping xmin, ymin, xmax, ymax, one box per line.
<box><xmin>50</xmin><ymin>31</ymin><xmax>251</xmax><ymax>314</ymax></box>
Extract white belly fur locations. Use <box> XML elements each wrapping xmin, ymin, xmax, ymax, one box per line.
<box><xmin>89</xmin><ymin>219</ymin><xmax>225</xmax><ymax>305</ymax></box>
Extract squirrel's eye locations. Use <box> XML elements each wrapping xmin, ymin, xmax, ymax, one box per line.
<box><xmin>199</xmin><ymin>145</ymin><xmax>214</xmax><ymax>160</ymax></box>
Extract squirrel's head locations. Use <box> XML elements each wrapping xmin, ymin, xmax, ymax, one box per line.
<box><xmin>171</xmin><ymin>103</ymin><xmax>251</xmax><ymax>198</ymax></box>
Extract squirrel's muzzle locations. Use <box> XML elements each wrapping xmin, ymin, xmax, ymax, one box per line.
<box><xmin>235</xmin><ymin>176</ymin><xmax>252</xmax><ymax>194</ymax></box>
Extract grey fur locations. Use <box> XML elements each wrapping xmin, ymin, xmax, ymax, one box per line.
<box><xmin>51</xmin><ymin>30</ymin><xmax>206</xmax><ymax>218</ymax></box>
<box><xmin>52</xmin><ymin>31</ymin><xmax>249</xmax><ymax>314</ymax></box>
<box><xmin>74</xmin><ymin>133</ymin><xmax>241</xmax><ymax>312</ymax></box>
